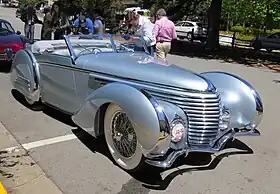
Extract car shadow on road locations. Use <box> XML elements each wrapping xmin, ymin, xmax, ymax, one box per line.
<box><xmin>0</xmin><ymin>62</ymin><xmax>11</xmax><ymax>73</ymax></box>
<box><xmin>72</xmin><ymin>126</ymin><xmax>253</xmax><ymax>191</ymax></box>
<box><xmin>171</xmin><ymin>40</ymin><xmax>280</xmax><ymax>72</ymax></box>
<box><xmin>11</xmin><ymin>89</ymin><xmax>76</xmax><ymax>127</ymax></box>
<box><xmin>138</xmin><ymin>139</ymin><xmax>253</xmax><ymax>190</ymax></box>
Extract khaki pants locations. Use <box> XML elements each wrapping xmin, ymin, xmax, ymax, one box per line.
<box><xmin>155</xmin><ymin>42</ymin><xmax>171</xmax><ymax>60</ymax></box>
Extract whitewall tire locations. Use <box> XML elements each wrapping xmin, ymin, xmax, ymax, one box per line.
<box><xmin>104</xmin><ymin>104</ymin><xmax>145</xmax><ymax>171</ymax></box>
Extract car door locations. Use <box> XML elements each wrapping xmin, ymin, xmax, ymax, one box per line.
<box><xmin>38</xmin><ymin>48</ymin><xmax>77</xmax><ymax>114</ymax></box>
<box><xmin>175</xmin><ymin>22</ymin><xmax>184</xmax><ymax>37</ymax></box>
<box><xmin>181</xmin><ymin>22</ymin><xmax>194</xmax><ymax>36</ymax></box>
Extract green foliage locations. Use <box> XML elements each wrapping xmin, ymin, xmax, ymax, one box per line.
<box><xmin>221</xmin><ymin>0</ymin><xmax>280</xmax><ymax>29</ymax></box>
<box><xmin>231</xmin><ymin>25</ymin><xmax>245</xmax><ymax>33</ymax></box>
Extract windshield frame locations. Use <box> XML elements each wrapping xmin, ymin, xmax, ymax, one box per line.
<box><xmin>0</xmin><ymin>21</ymin><xmax>15</xmax><ymax>34</ymax></box>
<box><xmin>64</xmin><ymin>34</ymin><xmax>149</xmax><ymax>61</ymax></box>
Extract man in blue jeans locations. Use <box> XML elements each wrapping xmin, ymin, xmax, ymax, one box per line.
<box><xmin>73</xmin><ymin>11</ymin><xmax>94</xmax><ymax>34</ymax></box>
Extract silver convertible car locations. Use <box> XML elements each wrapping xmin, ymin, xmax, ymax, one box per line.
<box><xmin>7</xmin><ymin>34</ymin><xmax>263</xmax><ymax>172</ymax></box>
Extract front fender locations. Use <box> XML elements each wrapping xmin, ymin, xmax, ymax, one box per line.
<box><xmin>201</xmin><ymin>71</ymin><xmax>263</xmax><ymax>129</ymax></box>
<box><xmin>72</xmin><ymin>82</ymin><xmax>164</xmax><ymax>151</ymax></box>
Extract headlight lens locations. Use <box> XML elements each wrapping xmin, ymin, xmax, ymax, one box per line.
<box><xmin>171</xmin><ymin>121</ymin><xmax>185</xmax><ymax>143</ymax></box>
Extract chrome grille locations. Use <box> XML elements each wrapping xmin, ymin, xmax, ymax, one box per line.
<box><xmin>147</xmin><ymin>89</ymin><xmax>221</xmax><ymax>147</ymax></box>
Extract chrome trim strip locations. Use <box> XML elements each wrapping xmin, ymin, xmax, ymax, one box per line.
<box><xmin>63</xmin><ymin>35</ymin><xmax>77</xmax><ymax>63</ymax></box>
<box><xmin>41</xmin><ymin>62</ymin><xmax>207</xmax><ymax>93</ymax></box>
<box><xmin>140</xmin><ymin>90</ymin><xmax>170</xmax><ymax>134</ymax></box>
<box><xmin>145</xmin><ymin>149</ymin><xmax>186</xmax><ymax>168</ymax></box>
<box><xmin>25</xmin><ymin>50</ymin><xmax>39</xmax><ymax>90</ymax></box>
<box><xmin>89</xmin><ymin>72</ymin><xmax>213</xmax><ymax>95</ymax></box>
<box><xmin>234</xmin><ymin>129</ymin><xmax>260</xmax><ymax>137</ymax></box>
<box><xmin>140</xmin><ymin>89</ymin><xmax>171</xmax><ymax>158</ymax></box>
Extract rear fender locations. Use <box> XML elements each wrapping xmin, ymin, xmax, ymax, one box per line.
<box><xmin>72</xmin><ymin>82</ymin><xmax>164</xmax><ymax>151</ymax></box>
<box><xmin>201</xmin><ymin>71</ymin><xmax>263</xmax><ymax>129</ymax></box>
<box><xmin>10</xmin><ymin>49</ymin><xmax>40</xmax><ymax>101</ymax></box>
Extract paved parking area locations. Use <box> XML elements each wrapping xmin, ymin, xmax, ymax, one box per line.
<box><xmin>1</xmin><ymin>5</ymin><xmax>280</xmax><ymax>194</ymax></box>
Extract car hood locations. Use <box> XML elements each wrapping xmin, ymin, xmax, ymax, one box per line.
<box><xmin>79</xmin><ymin>52</ymin><xmax>212</xmax><ymax>91</ymax></box>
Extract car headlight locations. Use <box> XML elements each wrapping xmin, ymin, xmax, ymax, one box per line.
<box><xmin>219</xmin><ymin>106</ymin><xmax>231</xmax><ymax>130</ymax></box>
<box><xmin>170</xmin><ymin>119</ymin><xmax>186</xmax><ymax>143</ymax></box>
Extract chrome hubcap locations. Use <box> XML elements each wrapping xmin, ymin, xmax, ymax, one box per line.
<box><xmin>111</xmin><ymin>111</ymin><xmax>137</xmax><ymax>158</ymax></box>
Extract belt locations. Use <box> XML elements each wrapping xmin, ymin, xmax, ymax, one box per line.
<box><xmin>157</xmin><ymin>40</ymin><xmax>171</xmax><ymax>43</ymax></box>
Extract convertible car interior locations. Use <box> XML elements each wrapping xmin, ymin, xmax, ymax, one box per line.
<box><xmin>30</xmin><ymin>39</ymin><xmax>115</xmax><ymax>57</ymax></box>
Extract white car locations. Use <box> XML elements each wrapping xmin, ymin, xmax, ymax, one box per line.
<box><xmin>251</xmin><ymin>32</ymin><xmax>280</xmax><ymax>52</ymax></box>
<box><xmin>175</xmin><ymin>20</ymin><xmax>207</xmax><ymax>43</ymax></box>
<box><xmin>2</xmin><ymin>0</ymin><xmax>18</xmax><ymax>7</ymax></box>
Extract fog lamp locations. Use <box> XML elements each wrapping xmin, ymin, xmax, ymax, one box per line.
<box><xmin>171</xmin><ymin>122</ymin><xmax>185</xmax><ymax>143</ymax></box>
<box><xmin>219</xmin><ymin>107</ymin><xmax>231</xmax><ymax>130</ymax></box>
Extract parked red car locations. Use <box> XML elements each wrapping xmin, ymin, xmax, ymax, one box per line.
<box><xmin>0</xmin><ymin>19</ymin><xmax>26</xmax><ymax>62</ymax></box>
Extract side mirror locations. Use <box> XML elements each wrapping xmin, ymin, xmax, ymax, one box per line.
<box><xmin>16</xmin><ymin>31</ymin><xmax>21</xmax><ymax>35</ymax></box>
<box><xmin>4</xmin><ymin>48</ymin><xmax>13</xmax><ymax>61</ymax></box>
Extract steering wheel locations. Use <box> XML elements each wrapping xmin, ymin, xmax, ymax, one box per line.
<box><xmin>78</xmin><ymin>46</ymin><xmax>102</xmax><ymax>55</ymax></box>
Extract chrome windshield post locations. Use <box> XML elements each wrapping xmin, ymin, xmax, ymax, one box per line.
<box><xmin>63</xmin><ymin>35</ymin><xmax>77</xmax><ymax>64</ymax></box>
<box><xmin>108</xmin><ymin>34</ymin><xmax>117</xmax><ymax>52</ymax></box>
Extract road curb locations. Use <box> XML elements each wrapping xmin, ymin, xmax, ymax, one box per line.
<box><xmin>0</xmin><ymin>182</ymin><xmax>7</xmax><ymax>194</ymax></box>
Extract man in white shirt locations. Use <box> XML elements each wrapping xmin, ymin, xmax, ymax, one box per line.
<box><xmin>126</xmin><ymin>11</ymin><xmax>156</xmax><ymax>56</ymax></box>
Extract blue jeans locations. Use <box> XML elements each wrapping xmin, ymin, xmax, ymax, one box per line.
<box><xmin>147</xmin><ymin>45</ymin><xmax>155</xmax><ymax>56</ymax></box>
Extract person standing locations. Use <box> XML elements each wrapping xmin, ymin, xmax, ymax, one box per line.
<box><xmin>92</xmin><ymin>9</ymin><xmax>104</xmax><ymax>34</ymax></box>
<box><xmin>153</xmin><ymin>8</ymin><xmax>177</xmax><ymax>60</ymax></box>
<box><xmin>41</xmin><ymin>6</ymin><xmax>52</xmax><ymax>40</ymax></box>
<box><xmin>73</xmin><ymin>11</ymin><xmax>94</xmax><ymax>34</ymax></box>
<box><xmin>127</xmin><ymin>11</ymin><xmax>156</xmax><ymax>55</ymax></box>
<box><xmin>20</xmin><ymin>5</ymin><xmax>42</xmax><ymax>43</ymax></box>
<box><xmin>50</xmin><ymin>2</ymin><xmax>70</xmax><ymax>40</ymax></box>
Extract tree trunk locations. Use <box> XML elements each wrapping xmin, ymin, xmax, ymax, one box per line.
<box><xmin>206</xmin><ymin>0</ymin><xmax>222</xmax><ymax>50</ymax></box>
<box><xmin>226</xmin><ymin>13</ymin><xmax>229</xmax><ymax>31</ymax></box>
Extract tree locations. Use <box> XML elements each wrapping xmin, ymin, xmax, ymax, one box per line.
<box><xmin>206</xmin><ymin>0</ymin><xmax>222</xmax><ymax>50</ymax></box>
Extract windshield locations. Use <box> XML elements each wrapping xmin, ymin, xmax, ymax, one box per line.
<box><xmin>67</xmin><ymin>34</ymin><xmax>148</xmax><ymax>57</ymax></box>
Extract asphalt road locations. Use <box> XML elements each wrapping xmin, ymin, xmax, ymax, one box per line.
<box><xmin>1</xmin><ymin>5</ymin><xmax>280</xmax><ymax>194</ymax></box>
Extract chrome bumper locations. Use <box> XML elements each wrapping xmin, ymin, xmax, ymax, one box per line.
<box><xmin>145</xmin><ymin>128</ymin><xmax>260</xmax><ymax>168</ymax></box>
<box><xmin>0</xmin><ymin>54</ymin><xmax>6</xmax><ymax>60</ymax></box>
<box><xmin>0</xmin><ymin>53</ymin><xmax>14</xmax><ymax>62</ymax></box>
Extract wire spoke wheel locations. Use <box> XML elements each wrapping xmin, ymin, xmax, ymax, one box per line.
<box><xmin>104</xmin><ymin>104</ymin><xmax>144</xmax><ymax>171</ymax></box>
<box><xmin>112</xmin><ymin>111</ymin><xmax>137</xmax><ymax>158</ymax></box>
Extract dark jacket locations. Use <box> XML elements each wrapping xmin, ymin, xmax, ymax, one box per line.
<box><xmin>20</xmin><ymin>8</ymin><xmax>42</xmax><ymax>25</ymax></box>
